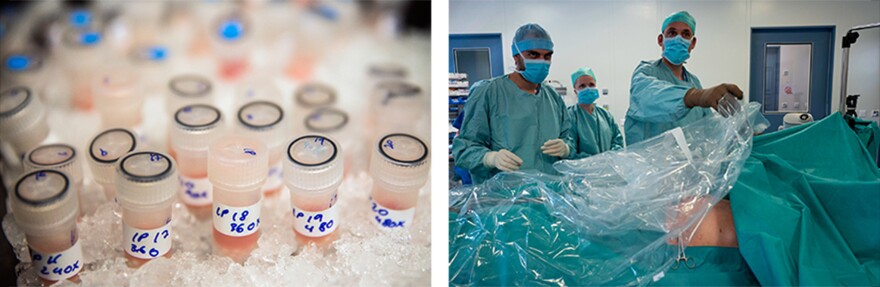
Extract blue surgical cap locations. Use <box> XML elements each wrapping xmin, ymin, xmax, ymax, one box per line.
<box><xmin>661</xmin><ymin>11</ymin><xmax>696</xmax><ymax>34</ymax></box>
<box><xmin>570</xmin><ymin>67</ymin><xmax>596</xmax><ymax>87</ymax></box>
<box><xmin>511</xmin><ymin>23</ymin><xmax>554</xmax><ymax>56</ymax></box>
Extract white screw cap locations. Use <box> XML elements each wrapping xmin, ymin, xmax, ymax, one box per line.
<box><xmin>208</xmin><ymin>136</ymin><xmax>268</xmax><ymax>191</ymax></box>
<box><xmin>171</xmin><ymin>104</ymin><xmax>225</xmax><ymax>153</ymax></box>
<box><xmin>369</xmin><ymin>133</ymin><xmax>429</xmax><ymax>192</ymax></box>
<box><xmin>87</xmin><ymin>128</ymin><xmax>139</xmax><ymax>186</ymax></box>
<box><xmin>23</xmin><ymin>144</ymin><xmax>83</xmax><ymax>186</ymax></box>
<box><xmin>115</xmin><ymin>151</ymin><xmax>178</xmax><ymax>207</ymax></box>
<box><xmin>283</xmin><ymin>135</ymin><xmax>343</xmax><ymax>194</ymax></box>
<box><xmin>11</xmin><ymin>170</ymin><xmax>79</xmax><ymax>234</ymax></box>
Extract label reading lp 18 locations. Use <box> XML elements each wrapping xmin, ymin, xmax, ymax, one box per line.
<box><xmin>213</xmin><ymin>201</ymin><xmax>262</xmax><ymax>237</ymax></box>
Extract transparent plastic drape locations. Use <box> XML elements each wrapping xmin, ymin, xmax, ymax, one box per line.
<box><xmin>449</xmin><ymin>101</ymin><xmax>769</xmax><ymax>286</ymax></box>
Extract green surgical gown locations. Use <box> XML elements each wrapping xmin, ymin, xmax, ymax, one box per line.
<box><xmin>567</xmin><ymin>105</ymin><xmax>624</xmax><ymax>159</ymax></box>
<box><xmin>625</xmin><ymin>59</ymin><xmax>712</xmax><ymax>144</ymax></box>
<box><xmin>452</xmin><ymin>74</ymin><xmax>575</xmax><ymax>184</ymax></box>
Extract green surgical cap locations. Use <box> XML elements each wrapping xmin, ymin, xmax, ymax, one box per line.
<box><xmin>661</xmin><ymin>11</ymin><xmax>696</xmax><ymax>34</ymax></box>
<box><xmin>570</xmin><ymin>67</ymin><xmax>596</xmax><ymax>86</ymax></box>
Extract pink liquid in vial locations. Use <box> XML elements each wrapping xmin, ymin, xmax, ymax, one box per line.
<box><xmin>26</xmin><ymin>226</ymin><xmax>81</xmax><ymax>286</ymax></box>
<box><xmin>212</xmin><ymin>185</ymin><xmax>261</xmax><ymax>263</ymax></box>
<box><xmin>177</xmin><ymin>153</ymin><xmax>212</xmax><ymax>221</ymax></box>
<box><xmin>219</xmin><ymin>59</ymin><xmax>249</xmax><ymax>82</ymax></box>
<box><xmin>370</xmin><ymin>185</ymin><xmax>419</xmax><ymax>211</ymax></box>
<box><xmin>290</xmin><ymin>190</ymin><xmax>338</xmax><ymax>247</ymax></box>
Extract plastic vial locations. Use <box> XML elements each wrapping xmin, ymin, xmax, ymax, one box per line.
<box><xmin>211</xmin><ymin>12</ymin><xmax>252</xmax><ymax>82</ymax></box>
<box><xmin>371</xmin><ymin>81</ymin><xmax>428</xmax><ymax>141</ymax></box>
<box><xmin>0</xmin><ymin>86</ymin><xmax>50</xmax><ymax>161</ymax></box>
<box><xmin>165</xmin><ymin>75</ymin><xmax>214</xmax><ymax>160</ymax></box>
<box><xmin>129</xmin><ymin>44</ymin><xmax>173</xmax><ymax>95</ymax></box>
<box><xmin>284</xmin><ymin>135</ymin><xmax>343</xmax><ymax>246</ymax></box>
<box><xmin>87</xmin><ymin>128</ymin><xmax>139</xmax><ymax>201</ymax></box>
<box><xmin>23</xmin><ymin>144</ymin><xmax>84</xmax><ymax>219</ymax></box>
<box><xmin>234</xmin><ymin>101</ymin><xmax>286</xmax><ymax>196</ymax></box>
<box><xmin>1</xmin><ymin>51</ymin><xmax>47</xmax><ymax>94</ymax></box>
<box><xmin>292</xmin><ymin>83</ymin><xmax>336</xmax><ymax>135</ymax></box>
<box><xmin>209</xmin><ymin>136</ymin><xmax>267</xmax><ymax>263</ymax></box>
<box><xmin>57</xmin><ymin>26</ymin><xmax>104</xmax><ymax>111</ymax></box>
<box><xmin>233</xmin><ymin>78</ymin><xmax>282</xmax><ymax>110</ymax></box>
<box><xmin>115</xmin><ymin>151</ymin><xmax>177</xmax><ymax>268</ymax></box>
<box><xmin>171</xmin><ymin>104</ymin><xmax>226</xmax><ymax>220</ymax></box>
<box><xmin>369</xmin><ymin>133</ymin><xmax>429</xmax><ymax>230</ymax></box>
<box><xmin>93</xmin><ymin>68</ymin><xmax>144</xmax><ymax>130</ymax></box>
<box><xmin>304</xmin><ymin>107</ymin><xmax>361</xmax><ymax>176</ymax></box>
<box><xmin>11</xmin><ymin>170</ymin><xmax>83</xmax><ymax>285</ymax></box>
<box><xmin>366</xmin><ymin>63</ymin><xmax>408</xmax><ymax>113</ymax></box>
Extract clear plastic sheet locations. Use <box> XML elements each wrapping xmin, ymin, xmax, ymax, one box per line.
<box><xmin>449</xmin><ymin>101</ymin><xmax>768</xmax><ymax>286</ymax></box>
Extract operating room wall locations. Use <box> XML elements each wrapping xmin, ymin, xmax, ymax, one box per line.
<box><xmin>449</xmin><ymin>0</ymin><xmax>880</xmax><ymax>124</ymax></box>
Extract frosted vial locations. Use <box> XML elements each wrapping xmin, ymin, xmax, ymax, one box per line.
<box><xmin>369</xmin><ymin>133</ymin><xmax>429</xmax><ymax>230</ymax></box>
<box><xmin>369</xmin><ymin>80</ymin><xmax>428</xmax><ymax>141</ymax></box>
<box><xmin>210</xmin><ymin>12</ymin><xmax>253</xmax><ymax>82</ymax></box>
<box><xmin>93</xmin><ymin>68</ymin><xmax>144</xmax><ymax>130</ymax></box>
<box><xmin>23</xmin><ymin>144</ymin><xmax>84</xmax><ymax>218</ymax></box>
<box><xmin>165</xmin><ymin>75</ymin><xmax>214</xmax><ymax>159</ymax></box>
<box><xmin>11</xmin><ymin>170</ymin><xmax>83</xmax><ymax>285</ymax></box>
<box><xmin>115</xmin><ymin>151</ymin><xmax>177</xmax><ymax>268</ymax></box>
<box><xmin>87</xmin><ymin>128</ymin><xmax>139</xmax><ymax>201</ymax></box>
<box><xmin>304</xmin><ymin>107</ymin><xmax>362</xmax><ymax>176</ymax></box>
<box><xmin>171</xmin><ymin>104</ymin><xmax>226</xmax><ymax>220</ymax></box>
<box><xmin>232</xmin><ymin>77</ymin><xmax>282</xmax><ymax>110</ymax></box>
<box><xmin>129</xmin><ymin>44</ymin><xmax>173</xmax><ymax>94</ymax></box>
<box><xmin>284</xmin><ymin>135</ymin><xmax>343</xmax><ymax>246</ymax></box>
<box><xmin>1</xmin><ymin>51</ymin><xmax>47</xmax><ymax>94</ymax></box>
<box><xmin>208</xmin><ymin>136</ymin><xmax>267</xmax><ymax>263</ymax></box>
<box><xmin>292</xmin><ymin>83</ymin><xmax>336</xmax><ymax>135</ymax></box>
<box><xmin>57</xmin><ymin>26</ymin><xmax>104</xmax><ymax>111</ymax></box>
<box><xmin>0</xmin><ymin>86</ymin><xmax>49</xmax><ymax>161</ymax></box>
<box><xmin>234</xmin><ymin>101</ymin><xmax>286</xmax><ymax>196</ymax></box>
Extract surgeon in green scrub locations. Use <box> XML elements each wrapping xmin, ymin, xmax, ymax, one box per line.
<box><xmin>625</xmin><ymin>11</ymin><xmax>744</xmax><ymax>144</ymax></box>
<box><xmin>452</xmin><ymin>23</ymin><xmax>575</xmax><ymax>184</ymax></box>
<box><xmin>568</xmin><ymin>68</ymin><xmax>623</xmax><ymax>159</ymax></box>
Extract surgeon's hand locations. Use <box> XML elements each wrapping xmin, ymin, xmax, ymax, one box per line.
<box><xmin>684</xmin><ymin>83</ymin><xmax>744</xmax><ymax>111</ymax></box>
<box><xmin>483</xmin><ymin>149</ymin><xmax>523</xmax><ymax>172</ymax></box>
<box><xmin>541</xmin><ymin>139</ymin><xmax>570</xmax><ymax>158</ymax></box>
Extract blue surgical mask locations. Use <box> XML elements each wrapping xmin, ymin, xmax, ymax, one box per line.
<box><xmin>576</xmin><ymin>87</ymin><xmax>600</xmax><ymax>105</ymax></box>
<box><xmin>662</xmin><ymin>36</ymin><xmax>691</xmax><ymax>65</ymax></box>
<box><xmin>519</xmin><ymin>58</ymin><xmax>551</xmax><ymax>84</ymax></box>
<box><xmin>514</xmin><ymin>43</ymin><xmax>551</xmax><ymax>84</ymax></box>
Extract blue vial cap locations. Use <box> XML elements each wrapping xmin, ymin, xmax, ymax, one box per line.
<box><xmin>70</xmin><ymin>10</ymin><xmax>91</xmax><ymax>27</ymax></box>
<box><xmin>314</xmin><ymin>5</ymin><xmax>338</xmax><ymax>21</ymax></box>
<box><xmin>147</xmin><ymin>46</ymin><xmax>168</xmax><ymax>61</ymax></box>
<box><xmin>81</xmin><ymin>32</ymin><xmax>101</xmax><ymax>45</ymax></box>
<box><xmin>6</xmin><ymin>55</ymin><xmax>30</xmax><ymax>71</ymax></box>
<box><xmin>219</xmin><ymin>20</ymin><xmax>243</xmax><ymax>40</ymax></box>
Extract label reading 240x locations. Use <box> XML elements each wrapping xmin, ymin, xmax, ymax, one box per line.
<box><xmin>31</xmin><ymin>240</ymin><xmax>83</xmax><ymax>281</ymax></box>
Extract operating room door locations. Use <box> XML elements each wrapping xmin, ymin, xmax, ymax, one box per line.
<box><xmin>450</xmin><ymin>33</ymin><xmax>504</xmax><ymax>86</ymax></box>
<box><xmin>750</xmin><ymin>27</ymin><xmax>835</xmax><ymax>131</ymax></box>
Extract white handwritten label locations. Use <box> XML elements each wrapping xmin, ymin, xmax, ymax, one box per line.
<box><xmin>31</xmin><ymin>240</ymin><xmax>83</xmax><ymax>281</ymax></box>
<box><xmin>370</xmin><ymin>199</ymin><xmax>415</xmax><ymax>229</ymax></box>
<box><xmin>262</xmin><ymin>162</ymin><xmax>283</xmax><ymax>192</ymax></box>
<box><xmin>213</xmin><ymin>201</ymin><xmax>261</xmax><ymax>237</ymax></box>
<box><xmin>123</xmin><ymin>221</ymin><xmax>172</xmax><ymax>259</ymax></box>
<box><xmin>179</xmin><ymin>175</ymin><xmax>212</xmax><ymax>206</ymax></box>
<box><xmin>292</xmin><ymin>203</ymin><xmax>339</xmax><ymax>237</ymax></box>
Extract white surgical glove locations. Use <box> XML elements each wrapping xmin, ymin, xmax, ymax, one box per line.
<box><xmin>482</xmin><ymin>149</ymin><xmax>523</xmax><ymax>172</ymax></box>
<box><xmin>541</xmin><ymin>139</ymin><xmax>570</xmax><ymax>158</ymax></box>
